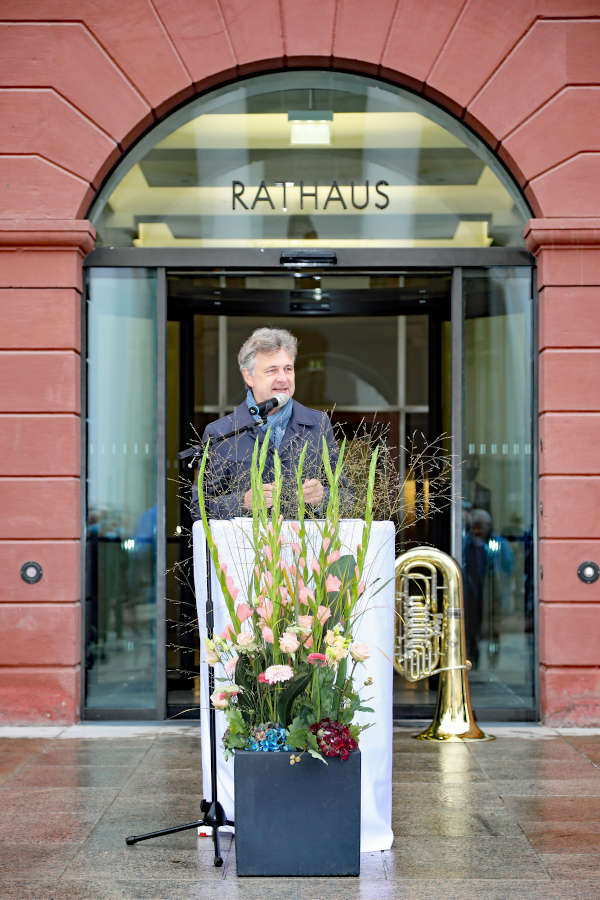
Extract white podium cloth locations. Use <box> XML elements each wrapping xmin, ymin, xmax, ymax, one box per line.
<box><xmin>193</xmin><ymin>518</ymin><xmax>395</xmax><ymax>852</ymax></box>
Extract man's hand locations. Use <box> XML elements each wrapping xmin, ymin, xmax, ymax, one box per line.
<box><xmin>242</xmin><ymin>483</ymin><xmax>275</xmax><ymax>510</ymax></box>
<box><xmin>301</xmin><ymin>478</ymin><xmax>324</xmax><ymax>506</ymax></box>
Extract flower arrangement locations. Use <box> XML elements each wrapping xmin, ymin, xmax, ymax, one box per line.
<box><xmin>196</xmin><ymin>431</ymin><xmax>378</xmax><ymax>763</ymax></box>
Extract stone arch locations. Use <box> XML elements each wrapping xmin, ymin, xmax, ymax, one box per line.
<box><xmin>2</xmin><ymin>3</ymin><xmax>599</xmax><ymax>223</ymax></box>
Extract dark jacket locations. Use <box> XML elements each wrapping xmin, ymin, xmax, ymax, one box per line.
<box><xmin>193</xmin><ymin>399</ymin><xmax>343</xmax><ymax>520</ymax></box>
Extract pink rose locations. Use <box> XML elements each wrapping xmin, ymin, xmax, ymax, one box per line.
<box><xmin>325</xmin><ymin>574</ymin><xmax>341</xmax><ymax>593</ymax></box>
<box><xmin>317</xmin><ymin>605</ymin><xmax>332</xmax><ymax>625</ymax></box>
<box><xmin>236</xmin><ymin>602</ymin><xmax>253</xmax><ymax>622</ymax></box>
<box><xmin>279</xmin><ymin>631</ymin><xmax>300</xmax><ymax>654</ymax></box>
<box><xmin>350</xmin><ymin>642</ymin><xmax>370</xmax><ymax>662</ymax></box>
<box><xmin>261</xmin><ymin>625</ymin><xmax>274</xmax><ymax>644</ymax></box>
<box><xmin>210</xmin><ymin>690</ymin><xmax>228</xmax><ymax>709</ymax></box>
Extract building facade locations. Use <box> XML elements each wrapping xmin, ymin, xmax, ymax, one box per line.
<box><xmin>1</xmin><ymin>1</ymin><xmax>599</xmax><ymax>725</ymax></box>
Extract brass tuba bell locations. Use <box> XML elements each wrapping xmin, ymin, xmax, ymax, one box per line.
<box><xmin>395</xmin><ymin>546</ymin><xmax>493</xmax><ymax>741</ymax></box>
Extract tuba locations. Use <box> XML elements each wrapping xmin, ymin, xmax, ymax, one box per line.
<box><xmin>394</xmin><ymin>546</ymin><xmax>493</xmax><ymax>741</ymax></box>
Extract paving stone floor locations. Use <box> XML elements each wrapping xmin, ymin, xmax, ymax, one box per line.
<box><xmin>1</xmin><ymin>723</ymin><xmax>600</xmax><ymax>899</ymax></box>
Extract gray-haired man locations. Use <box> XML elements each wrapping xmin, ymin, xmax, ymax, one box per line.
<box><xmin>194</xmin><ymin>326</ymin><xmax>343</xmax><ymax>520</ymax></box>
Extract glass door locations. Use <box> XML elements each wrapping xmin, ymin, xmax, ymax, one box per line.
<box><xmin>165</xmin><ymin>271</ymin><xmax>451</xmax><ymax>718</ymax></box>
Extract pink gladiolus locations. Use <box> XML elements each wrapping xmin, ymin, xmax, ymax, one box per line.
<box><xmin>307</xmin><ymin>652</ymin><xmax>327</xmax><ymax>666</ymax></box>
<box><xmin>267</xmin><ymin>522</ymin><xmax>274</xmax><ymax>535</ymax></box>
<box><xmin>220</xmin><ymin>624</ymin><xmax>235</xmax><ymax>641</ymax></box>
<box><xmin>310</xmin><ymin>558</ymin><xmax>320</xmax><ymax>576</ymax></box>
<box><xmin>291</xmin><ymin>542</ymin><xmax>302</xmax><ymax>556</ymax></box>
<box><xmin>225</xmin><ymin>575</ymin><xmax>239</xmax><ymax>601</ymax></box>
<box><xmin>299</xmin><ymin>557</ymin><xmax>306</xmax><ymax>570</ymax></box>
<box><xmin>317</xmin><ymin>605</ymin><xmax>332</xmax><ymax>625</ymax></box>
<box><xmin>278</xmin><ymin>514</ymin><xmax>283</xmax><ymax>526</ymax></box>
<box><xmin>257</xmin><ymin>599</ymin><xmax>273</xmax><ymax>620</ymax></box>
<box><xmin>265</xmin><ymin>571</ymin><xmax>274</xmax><ymax>588</ymax></box>
<box><xmin>323</xmin><ymin>537</ymin><xmax>331</xmax><ymax>551</ymax></box>
<box><xmin>262</xmin><ymin>625</ymin><xmax>274</xmax><ymax>644</ymax></box>
<box><xmin>303</xmin><ymin>634</ymin><xmax>314</xmax><ymax>649</ymax></box>
<box><xmin>236</xmin><ymin>602</ymin><xmax>253</xmax><ymax>622</ymax></box>
<box><xmin>255</xmin><ymin>565</ymin><xmax>260</xmax><ymax>579</ymax></box>
<box><xmin>289</xmin><ymin>564</ymin><xmax>297</xmax><ymax>578</ymax></box>
<box><xmin>355</xmin><ymin>565</ymin><xmax>360</xmax><ymax>580</ymax></box>
<box><xmin>279</xmin><ymin>586</ymin><xmax>289</xmax><ymax>605</ymax></box>
<box><xmin>298</xmin><ymin>614</ymin><xmax>314</xmax><ymax>629</ymax></box>
<box><xmin>327</xmin><ymin>550</ymin><xmax>341</xmax><ymax>564</ymax></box>
<box><xmin>290</xmin><ymin>521</ymin><xmax>301</xmax><ymax>534</ymax></box>
<box><xmin>298</xmin><ymin>586</ymin><xmax>314</xmax><ymax>605</ymax></box>
<box><xmin>358</xmin><ymin>581</ymin><xmax>366</xmax><ymax>595</ymax></box>
<box><xmin>220</xmin><ymin>562</ymin><xmax>228</xmax><ymax>574</ymax></box>
<box><xmin>264</xmin><ymin>545</ymin><xmax>273</xmax><ymax>562</ymax></box>
<box><xmin>325</xmin><ymin>574</ymin><xmax>342</xmax><ymax>593</ymax></box>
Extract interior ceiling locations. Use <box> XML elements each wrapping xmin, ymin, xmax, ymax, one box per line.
<box><xmin>97</xmin><ymin>109</ymin><xmax>525</xmax><ymax>249</ymax></box>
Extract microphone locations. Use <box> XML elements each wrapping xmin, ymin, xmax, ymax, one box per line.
<box><xmin>248</xmin><ymin>393</ymin><xmax>290</xmax><ymax>417</ymax></box>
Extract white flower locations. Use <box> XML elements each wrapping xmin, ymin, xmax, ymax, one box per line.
<box><xmin>236</xmin><ymin>632</ymin><xmax>257</xmax><ymax>651</ymax></box>
<box><xmin>263</xmin><ymin>664</ymin><xmax>294</xmax><ymax>684</ymax></box>
<box><xmin>205</xmin><ymin>638</ymin><xmax>219</xmax><ymax>665</ymax></box>
<box><xmin>350</xmin><ymin>642</ymin><xmax>370</xmax><ymax>662</ymax></box>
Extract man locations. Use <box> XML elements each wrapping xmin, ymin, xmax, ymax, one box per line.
<box><xmin>194</xmin><ymin>327</ymin><xmax>343</xmax><ymax>519</ymax></box>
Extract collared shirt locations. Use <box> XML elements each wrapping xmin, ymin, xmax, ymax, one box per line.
<box><xmin>245</xmin><ymin>388</ymin><xmax>293</xmax><ymax>449</ymax></box>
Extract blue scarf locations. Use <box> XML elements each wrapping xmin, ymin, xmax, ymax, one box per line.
<box><xmin>246</xmin><ymin>389</ymin><xmax>293</xmax><ymax>450</ymax></box>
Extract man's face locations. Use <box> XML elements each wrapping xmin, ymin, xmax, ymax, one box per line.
<box><xmin>242</xmin><ymin>349</ymin><xmax>295</xmax><ymax>407</ymax></box>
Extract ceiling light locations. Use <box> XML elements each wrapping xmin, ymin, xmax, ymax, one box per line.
<box><xmin>288</xmin><ymin>110</ymin><xmax>333</xmax><ymax>145</ymax></box>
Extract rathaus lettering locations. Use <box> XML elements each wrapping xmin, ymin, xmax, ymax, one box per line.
<box><xmin>232</xmin><ymin>180</ymin><xmax>390</xmax><ymax>211</ymax></box>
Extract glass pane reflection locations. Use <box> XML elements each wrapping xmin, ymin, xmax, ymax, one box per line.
<box><xmin>90</xmin><ymin>71</ymin><xmax>529</xmax><ymax>249</ymax></box>
<box><xmin>462</xmin><ymin>267</ymin><xmax>535</xmax><ymax>711</ymax></box>
<box><xmin>85</xmin><ymin>269</ymin><xmax>158</xmax><ymax>710</ymax></box>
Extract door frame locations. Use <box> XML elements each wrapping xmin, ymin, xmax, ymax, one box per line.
<box><xmin>82</xmin><ymin>246</ymin><xmax>538</xmax><ymax>721</ymax></box>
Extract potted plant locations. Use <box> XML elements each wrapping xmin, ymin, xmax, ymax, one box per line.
<box><xmin>196</xmin><ymin>433</ymin><xmax>378</xmax><ymax>876</ymax></box>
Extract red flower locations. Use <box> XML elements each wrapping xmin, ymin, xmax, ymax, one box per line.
<box><xmin>306</xmin><ymin>653</ymin><xmax>327</xmax><ymax>666</ymax></box>
<box><xmin>309</xmin><ymin>718</ymin><xmax>358</xmax><ymax>760</ymax></box>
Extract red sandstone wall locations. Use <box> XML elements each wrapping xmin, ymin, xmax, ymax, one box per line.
<box><xmin>0</xmin><ymin>1</ymin><xmax>599</xmax><ymax>724</ymax></box>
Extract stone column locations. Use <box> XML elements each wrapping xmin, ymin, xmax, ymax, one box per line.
<box><xmin>526</xmin><ymin>218</ymin><xmax>600</xmax><ymax>726</ymax></box>
<box><xmin>0</xmin><ymin>220</ymin><xmax>95</xmax><ymax>723</ymax></box>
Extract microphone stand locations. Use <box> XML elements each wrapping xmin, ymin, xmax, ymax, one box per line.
<box><xmin>125</xmin><ymin>415</ymin><xmax>267</xmax><ymax>866</ymax></box>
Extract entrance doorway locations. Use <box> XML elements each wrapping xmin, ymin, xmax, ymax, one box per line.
<box><xmin>166</xmin><ymin>270</ymin><xmax>452</xmax><ymax>718</ymax></box>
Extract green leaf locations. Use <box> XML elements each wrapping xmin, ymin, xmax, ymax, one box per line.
<box><xmin>277</xmin><ymin>671</ymin><xmax>312</xmax><ymax>727</ymax></box>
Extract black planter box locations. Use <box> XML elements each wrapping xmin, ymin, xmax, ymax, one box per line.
<box><xmin>234</xmin><ymin>749</ymin><xmax>361</xmax><ymax>876</ymax></box>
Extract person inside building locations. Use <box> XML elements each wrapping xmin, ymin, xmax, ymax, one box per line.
<box><xmin>192</xmin><ymin>326</ymin><xmax>345</xmax><ymax>520</ymax></box>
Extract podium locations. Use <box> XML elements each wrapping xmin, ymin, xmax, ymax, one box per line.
<box><xmin>193</xmin><ymin>518</ymin><xmax>395</xmax><ymax>853</ymax></box>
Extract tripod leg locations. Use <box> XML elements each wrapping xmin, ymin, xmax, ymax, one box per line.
<box><xmin>126</xmin><ymin>820</ymin><xmax>205</xmax><ymax>845</ymax></box>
